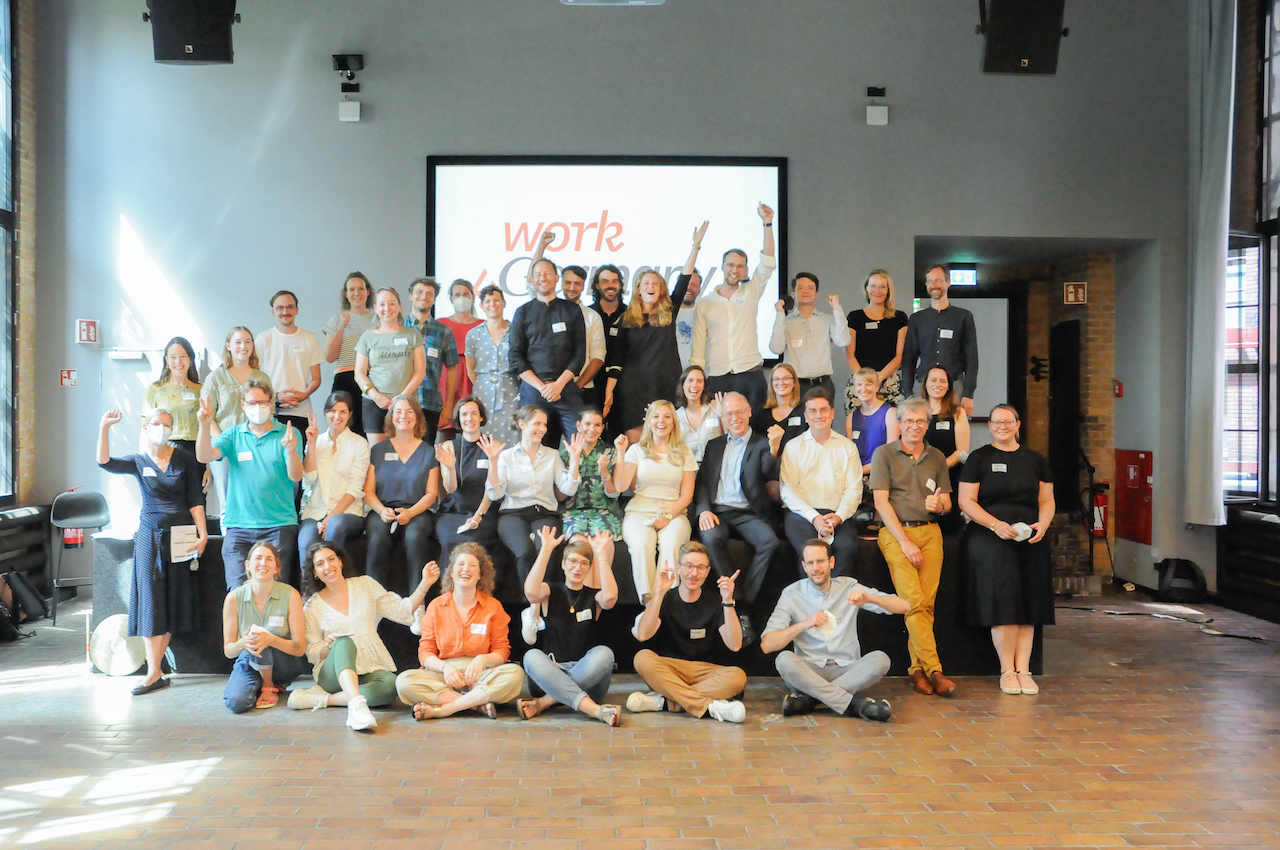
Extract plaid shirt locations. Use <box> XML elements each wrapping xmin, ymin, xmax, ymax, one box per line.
<box><xmin>404</xmin><ymin>314</ymin><xmax>460</xmax><ymax>412</ymax></box>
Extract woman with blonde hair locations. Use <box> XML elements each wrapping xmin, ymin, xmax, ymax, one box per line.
<box><xmin>201</xmin><ymin>326</ymin><xmax>271</xmax><ymax>508</ymax></box>
<box><xmin>613</xmin><ymin>400</ymin><xmax>698</xmax><ymax>602</ymax></box>
<box><xmin>354</xmin><ymin>286</ymin><xmax>427</xmax><ymax>445</ymax></box>
<box><xmin>605</xmin><ymin>222</ymin><xmax>708</xmax><ymax>442</ymax></box>
<box><xmin>845</xmin><ymin>269</ymin><xmax>908</xmax><ymax>411</ymax></box>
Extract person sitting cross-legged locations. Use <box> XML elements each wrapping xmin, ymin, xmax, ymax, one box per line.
<box><xmin>628</xmin><ymin>542</ymin><xmax>747</xmax><ymax>723</ymax></box>
<box><xmin>760</xmin><ymin>538</ymin><xmax>907</xmax><ymax>721</ymax></box>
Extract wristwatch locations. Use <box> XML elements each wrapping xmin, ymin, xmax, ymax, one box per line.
<box><xmin>722</xmin><ymin>601</ymin><xmax>736</xmax><ymax>608</ymax></box>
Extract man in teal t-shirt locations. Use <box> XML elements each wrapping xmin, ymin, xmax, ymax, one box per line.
<box><xmin>197</xmin><ymin>377</ymin><xmax>304</xmax><ymax>589</ymax></box>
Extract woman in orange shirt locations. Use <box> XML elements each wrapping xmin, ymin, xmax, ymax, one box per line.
<box><xmin>394</xmin><ymin>542</ymin><xmax>524</xmax><ymax>719</ymax></box>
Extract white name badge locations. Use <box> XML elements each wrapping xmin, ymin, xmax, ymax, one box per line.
<box><xmin>609</xmin><ymin>327</ymin><xmax>619</xmax><ymax>337</ymax></box>
<box><xmin>182</xmin><ymin>392</ymin><xmax>197</xmax><ymax>402</ymax></box>
<box><xmin>790</xmin><ymin>338</ymin><xmax>803</xmax><ymax>348</ymax></box>
<box><xmin>788</xmin><ymin>416</ymin><xmax>802</xmax><ymax>426</ymax></box>
<box><xmin>851</xmin><ymin>430</ymin><xmax>861</xmax><ymax>440</ymax></box>
<box><xmin>865</xmin><ymin>321</ymin><xmax>879</xmax><ymax>330</ymax></box>
<box><xmin>576</xmin><ymin>609</ymin><xmax>593</xmax><ymax>623</ymax></box>
<box><xmin>394</xmin><ymin>337</ymin><xmax>408</xmax><ymax>346</ymax></box>
<box><xmin>476</xmin><ymin>459</ymin><xmax>490</xmax><ymax>469</ymax></box>
<box><xmin>268</xmin><ymin>615</ymin><xmax>286</xmax><ymax>628</ymax></box>
<box><xmin>939</xmin><ymin>329</ymin><xmax>954</xmax><ymax>339</ymax></box>
<box><xmin>936</xmin><ymin>421</ymin><xmax>951</xmax><ymax>430</ymax></box>
<box><xmin>427</xmin><ymin>347</ymin><xmax>439</xmax><ymax>358</ymax></box>
<box><xmin>690</xmin><ymin>628</ymin><xmax>707</xmax><ymax>640</ymax></box>
<box><xmin>237</xmin><ymin>451</ymin><xmax>253</xmax><ymax>462</ymax></box>
<box><xmin>992</xmin><ymin>463</ymin><xmax>1008</xmax><ymax>473</ymax></box>
<box><xmin>143</xmin><ymin>468</ymin><xmax>157</xmax><ymax>478</ymax></box>
<box><xmin>470</xmin><ymin>623</ymin><xmax>488</xmax><ymax>635</ymax></box>
<box><xmin>385</xmin><ymin>452</ymin><xmax>399</xmax><ymax>461</ymax></box>
<box><xmin>552</xmin><ymin>322</ymin><xmax>567</xmax><ymax>333</ymax></box>
<box><xmin>926</xmin><ymin>478</ymin><xmax>937</xmax><ymax>492</ymax></box>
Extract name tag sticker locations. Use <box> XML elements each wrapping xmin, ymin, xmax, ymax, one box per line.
<box><xmin>690</xmin><ymin>628</ymin><xmax>707</xmax><ymax>640</ymax></box>
<box><xmin>609</xmin><ymin>327</ymin><xmax>619</xmax><ymax>337</ymax></box>
<box><xmin>851</xmin><ymin>430</ymin><xmax>861</xmax><ymax>440</ymax></box>
<box><xmin>394</xmin><ymin>337</ymin><xmax>408</xmax><ymax>346</ymax></box>
<box><xmin>790</xmin><ymin>338</ymin><xmax>803</xmax><ymax>348</ymax></box>
<box><xmin>926</xmin><ymin>478</ymin><xmax>937</xmax><ymax>492</ymax></box>
<box><xmin>182</xmin><ymin>392</ymin><xmax>197</xmax><ymax>402</ymax></box>
<box><xmin>237</xmin><ymin>451</ymin><xmax>253</xmax><ymax>462</ymax></box>
<box><xmin>576</xmin><ymin>609</ymin><xmax>593</xmax><ymax>622</ymax></box>
<box><xmin>385</xmin><ymin>452</ymin><xmax>399</xmax><ymax>461</ymax></box>
<box><xmin>552</xmin><ymin>322</ymin><xmax>567</xmax><ymax>333</ymax></box>
<box><xmin>427</xmin><ymin>347</ymin><xmax>439</xmax><ymax>358</ymax></box>
<box><xmin>470</xmin><ymin>623</ymin><xmax>488</xmax><ymax>635</ymax></box>
<box><xmin>939</xmin><ymin>329</ymin><xmax>954</xmax><ymax>339</ymax></box>
<box><xmin>936</xmin><ymin>421</ymin><xmax>951</xmax><ymax>430</ymax></box>
<box><xmin>142</xmin><ymin>468</ymin><xmax>157</xmax><ymax>478</ymax></box>
<box><xmin>268</xmin><ymin>615</ymin><xmax>286</xmax><ymax>628</ymax></box>
<box><xmin>788</xmin><ymin>416</ymin><xmax>802</xmax><ymax>426</ymax></box>
<box><xmin>992</xmin><ymin>463</ymin><xmax>1008</xmax><ymax>473</ymax></box>
<box><xmin>476</xmin><ymin>459</ymin><xmax>490</xmax><ymax>469</ymax></box>
<box><xmin>865</xmin><ymin>321</ymin><xmax>879</xmax><ymax>330</ymax></box>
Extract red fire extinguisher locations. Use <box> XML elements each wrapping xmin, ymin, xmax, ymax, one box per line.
<box><xmin>1092</xmin><ymin>489</ymin><xmax>1108</xmax><ymax>538</ymax></box>
<box><xmin>63</xmin><ymin>527</ymin><xmax>84</xmax><ymax>548</ymax></box>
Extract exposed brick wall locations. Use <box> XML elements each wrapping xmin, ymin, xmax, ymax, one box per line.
<box><xmin>1231</xmin><ymin>0</ymin><xmax>1259</xmax><ymax>232</ymax></box>
<box><xmin>1024</xmin><ymin>279</ymin><xmax>1051</xmax><ymax>457</ymax></box>
<box><xmin>15</xmin><ymin>0</ymin><xmax>35</xmax><ymax>504</ymax></box>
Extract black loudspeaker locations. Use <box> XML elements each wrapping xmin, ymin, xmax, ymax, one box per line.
<box><xmin>1155</xmin><ymin>559</ymin><xmax>1208</xmax><ymax>604</ymax></box>
<box><xmin>981</xmin><ymin>0</ymin><xmax>1066</xmax><ymax>75</ymax></box>
<box><xmin>146</xmin><ymin>0</ymin><xmax>237</xmax><ymax>65</ymax></box>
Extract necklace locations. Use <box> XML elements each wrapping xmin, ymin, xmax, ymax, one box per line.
<box><xmin>567</xmin><ymin>585</ymin><xmax>593</xmax><ymax>615</ymax></box>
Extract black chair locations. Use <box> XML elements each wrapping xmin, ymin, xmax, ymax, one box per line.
<box><xmin>50</xmin><ymin>490</ymin><xmax>111</xmax><ymax>625</ymax></box>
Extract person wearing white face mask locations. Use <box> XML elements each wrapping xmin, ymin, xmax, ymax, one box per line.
<box><xmin>197</xmin><ymin>378</ymin><xmax>304</xmax><ymax>591</ymax></box>
<box><xmin>437</xmin><ymin>279</ymin><xmax>483</xmax><ymax>440</ymax></box>
<box><xmin>98</xmin><ymin>407</ymin><xmax>209</xmax><ymax>696</ymax></box>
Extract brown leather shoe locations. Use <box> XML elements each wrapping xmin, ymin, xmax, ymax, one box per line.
<box><xmin>929</xmin><ymin>670</ymin><xmax>957</xmax><ymax>698</ymax></box>
<box><xmin>908</xmin><ymin>669</ymin><xmax>934</xmax><ymax>695</ymax></box>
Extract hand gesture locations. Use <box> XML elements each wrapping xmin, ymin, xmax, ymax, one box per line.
<box><xmin>709</xmin><ymin>392</ymin><xmax>724</xmax><ymax>417</ymax></box>
<box><xmin>613</xmin><ymin>434</ymin><xmax>629</xmax><ymax>456</ymax></box>
<box><xmin>280</xmin><ymin>423</ymin><xmax>297</xmax><ymax>451</ymax></box>
<box><xmin>717</xmin><ymin>569</ymin><xmax>739</xmax><ymax>604</ymax></box>
<box><xmin>421</xmin><ymin>561</ymin><xmax>441</xmax><ymax>588</ymax></box>
<box><xmin>539</xmin><ymin>228</ymin><xmax>555</xmax><ymax>249</ymax></box>
<box><xmin>596</xmin><ymin>450</ymin><xmax>611</xmax><ymax>479</ymax></box>
<box><xmin>442</xmin><ymin>663</ymin><xmax>466</xmax><ymax>691</ymax></box>
<box><xmin>1029</xmin><ymin>520</ymin><xmax>1049</xmax><ymax>545</ymax></box>
<box><xmin>827</xmin><ymin>293</ymin><xmax>841</xmax><ymax>310</ymax></box>
<box><xmin>197</xmin><ymin>396</ymin><xmax>214</xmax><ymax>426</ymax></box>
<box><xmin>436</xmin><ymin>440</ymin><xmax>456</xmax><ymax>470</ymax></box>
<box><xmin>924</xmin><ymin>487</ymin><xmax>944</xmax><ymax>514</ymax></box>
<box><xmin>691</xmin><ymin>220</ymin><xmax>709</xmax><ymax>248</ymax></box>
<box><xmin>758</xmin><ymin>203</ymin><xmax>774</xmax><ymax>224</ymax></box>
<box><xmin>775</xmin><ymin>299</ymin><xmax>786</xmax><ymax>315</ymax></box>
<box><xmin>338</xmin><ymin>311</ymin><xmax>352</xmax><ymax>329</ymax></box>
<box><xmin>101</xmin><ymin>409</ymin><xmax>123</xmax><ymax>428</ymax></box>
<box><xmin>699</xmin><ymin>510</ymin><xmax>720</xmax><ymax>532</ymax></box>
<box><xmin>463</xmin><ymin>655</ymin><xmax>487</xmax><ymax>687</ymax></box>
<box><xmin>536</xmin><ymin>525</ymin><xmax>565</xmax><ymax>553</ymax></box>
<box><xmin>478</xmin><ymin>433</ymin><xmax>505</xmax><ymax>461</ymax></box>
<box><xmin>379</xmin><ymin>506</ymin><xmax>397</xmax><ymax>523</ymax></box>
<box><xmin>305</xmin><ymin>413</ymin><xmax>319</xmax><ymax>444</ymax></box>
<box><xmin>767</xmin><ymin>424</ymin><xmax>784</xmax><ymax>456</ymax></box>
<box><xmin>846</xmin><ymin>587</ymin><xmax>870</xmax><ymax>607</ymax></box>
<box><xmin>809</xmin><ymin>610</ymin><xmax>830</xmax><ymax>630</ymax></box>
<box><xmin>566</xmin><ymin>430</ymin><xmax>587</xmax><ymax>461</ymax></box>
<box><xmin>655</xmin><ymin>564</ymin><xmax>677</xmax><ymax>595</ymax></box>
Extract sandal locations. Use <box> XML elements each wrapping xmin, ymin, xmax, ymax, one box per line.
<box><xmin>477</xmin><ymin>702</ymin><xmax>498</xmax><ymax>720</ymax></box>
<box><xmin>412</xmin><ymin>702</ymin><xmax>443</xmax><ymax>721</ymax></box>
<box><xmin>598</xmin><ymin>704</ymin><xmax>621</xmax><ymax>727</ymax></box>
<box><xmin>254</xmin><ymin>686</ymin><xmax>280</xmax><ymax>709</ymax></box>
<box><xmin>517</xmin><ymin>698</ymin><xmax>541</xmax><ymax>720</ymax></box>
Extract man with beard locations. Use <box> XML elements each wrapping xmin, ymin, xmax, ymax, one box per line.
<box><xmin>590</xmin><ymin>264</ymin><xmax>626</xmax><ymax>425</ymax></box>
<box><xmin>900</xmin><ymin>264</ymin><xmax>978</xmax><ymax>417</ymax></box>
<box><xmin>528</xmin><ymin>232</ymin><xmax>606</xmax><ymax>402</ymax></box>
<box><xmin>510</xmin><ymin>257</ymin><xmax>587</xmax><ymax>448</ymax></box>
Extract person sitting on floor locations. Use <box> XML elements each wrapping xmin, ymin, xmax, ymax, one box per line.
<box><xmin>395</xmin><ymin>542</ymin><xmax>526</xmax><ymax>720</ymax></box>
<box><xmin>221</xmin><ymin>540</ymin><xmax>307</xmax><ymax>713</ymax></box>
<box><xmin>759</xmin><ymin>538</ymin><xmax>906</xmax><ymax>721</ymax></box>
<box><xmin>628</xmin><ymin>541</ymin><xmax>747</xmax><ymax>723</ymax></box>
<box><xmin>518</xmin><ymin>526</ymin><xmax>621</xmax><ymax>726</ymax></box>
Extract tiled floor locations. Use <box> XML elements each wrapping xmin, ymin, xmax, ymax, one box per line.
<box><xmin>2</xmin><ymin>592</ymin><xmax>1279</xmax><ymax>849</ymax></box>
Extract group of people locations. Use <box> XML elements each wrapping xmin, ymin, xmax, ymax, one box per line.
<box><xmin>97</xmin><ymin>203</ymin><xmax>1054</xmax><ymax>727</ymax></box>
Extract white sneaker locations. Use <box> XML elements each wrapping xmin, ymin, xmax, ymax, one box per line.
<box><xmin>286</xmin><ymin>685</ymin><xmax>330</xmax><ymax>711</ymax></box>
<box><xmin>707</xmin><ymin>699</ymin><xmax>746</xmax><ymax>723</ymax></box>
<box><xmin>346</xmin><ymin>695</ymin><xmax>377</xmax><ymax>731</ymax></box>
<box><xmin>626</xmin><ymin>691</ymin><xmax>665</xmax><ymax>713</ymax></box>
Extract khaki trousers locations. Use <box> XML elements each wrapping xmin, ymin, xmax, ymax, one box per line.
<box><xmin>878</xmin><ymin>524</ymin><xmax>944</xmax><ymax>676</ymax></box>
<box><xmin>633</xmin><ymin>649</ymin><xmax>746</xmax><ymax>718</ymax></box>
<box><xmin>395</xmin><ymin>657</ymin><xmax>525</xmax><ymax>706</ymax></box>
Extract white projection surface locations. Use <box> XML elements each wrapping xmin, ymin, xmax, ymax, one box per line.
<box><xmin>431</xmin><ymin>160</ymin><xmax>784</xmax><ymax>360</ymax></box>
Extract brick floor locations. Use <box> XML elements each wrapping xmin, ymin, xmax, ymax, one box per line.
<box><xmin>1</xmin><ymin>595</ymin><xmax>1278</xmax><ymax>849</ymax></box>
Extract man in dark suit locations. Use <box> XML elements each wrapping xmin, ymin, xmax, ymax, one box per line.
<box><xmin>695</xmin><ymin>392</ymin><xmax>783</xmax><ymax>647</ymax></box>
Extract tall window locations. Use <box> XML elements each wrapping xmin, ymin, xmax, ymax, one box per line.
<box><xmin>0</xmin><ymin>0</ymin><xmax>13</xmax><ymax>504</ymax></box>
<box><xmin>1225</xmin><ymin>241</ymin><xmax>1262</xmax><ymax>496</ymax></box>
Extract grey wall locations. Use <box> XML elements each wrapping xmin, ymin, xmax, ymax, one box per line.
<box><xmin>35</xmin><ymin>0</ymin><xmax>1204</xmax><ymax>572</ymax></box>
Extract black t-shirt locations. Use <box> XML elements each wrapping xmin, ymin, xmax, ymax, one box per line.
<box><xmin>960</xmin><ymin>444</ymin><xmax>1052</xmax><ymax>524</ymax></box>
<box><xmin>441</xmin><ymin>435</ymin><xmax>488</xmax><ymax>514</ymax></box>
<box><xmin>750</xmin><ymin>406</ymin><xmax>806</xmax><ymax>454</ymax></box>
<box><xmin>926</xmin><ymin>413</ymin><xmax>958</xmax><ymax>458</ymax></box>
<box><xmin>654</xmin><ymin>588</ymin><xmax>728</xmax><ymax>662</ymax></box>
<box><xmin>849</xmin><ymin>309</ymin><xmax>908</xmax><ymax>372</ymax></box>
<box><xmin>539</xmin><ymin>582</ymin><xmax>598</xmax><ymax>663</ymax></box>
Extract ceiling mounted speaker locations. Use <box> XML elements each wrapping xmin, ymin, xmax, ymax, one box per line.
<box><xmin>145</xmin><ymin>0</ymin><xmax>238</xmax><ymax>65</ymax></box>
<box><xmin>980</xmin><ymin>0</ymin><xmax>1066</xmax><ymax>76</ymax></box>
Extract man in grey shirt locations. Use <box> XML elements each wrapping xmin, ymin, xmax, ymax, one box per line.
<box><xmin>760</xmin><ymin>538</ymin><xmax>907</xmax><ymax>720</ymax></box>
<box><xmin>900</xmin><ymin>264</ymin><xmax>978</xmax><ymax>416</ymax></box>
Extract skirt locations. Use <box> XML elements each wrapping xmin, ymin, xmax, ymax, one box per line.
<box><xmin>563</xmin><ymin>509</ymin><xmax>623</xmax><ymax>540</ymax></box>
<box><xmin>960</xmin><ymin>520</ymin><xmax>1056</xmax><ymax>627</ymax></box>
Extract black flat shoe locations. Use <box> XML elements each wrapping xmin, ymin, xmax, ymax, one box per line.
<box><xmin>782</xmin><ymin>692</ymin><xmax>817</xmax><ymax>717</ymax></box>
<box><xmin>844</xmin><ymin>696</ymin><xmax>891</xmax><ymax>722</ymax></box>
<box><xmin>131</xmin><ymin>677</ymin><xmax>170</xmax><ymax>696</ymax></box>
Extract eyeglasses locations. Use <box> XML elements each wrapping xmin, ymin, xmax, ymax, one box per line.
<box><xmin>679</xmin><ymin>562</ymin><xmax>711</xmax><ymax>573</ymax></box>
<box><xmin>901</xmin><ymin>418</ymin><xmax>929</xmax><ymax>427</ymax></box>
<box><xmin>989</xmin><ymin>420</ymin><xmax>1018</xmax><ymax>428</ymax></box>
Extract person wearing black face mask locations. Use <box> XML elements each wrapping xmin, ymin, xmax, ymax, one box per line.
<box><xmin>99</xmin><ymin>407</ymin><xmax>209</xmax><ymax>696</ymax></box>
<box><xmin>197</xmin><ymin>378</ymin><xmax>304</xmax><ymax>591</ymax></box>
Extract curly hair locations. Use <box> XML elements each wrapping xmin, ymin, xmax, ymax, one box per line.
<box><xmin>440</xmin><ymin>542</ymin><xmax>495</xmax><ymax>595</ymax></box>
<box><xmin>301</xmin><ymin>541</ymin><xmax>357</xmax><ymax>600</ymax></box>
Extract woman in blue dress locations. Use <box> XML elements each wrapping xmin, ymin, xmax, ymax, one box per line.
<box><xmin>97</xmin><ymin>407</ymin><xmax>208</xmax><ymax>695</ymax></box>
<box><xmin>466</xmin><ymin>285</ymin><xmax>521</xmax><ymax>446</ymax></box>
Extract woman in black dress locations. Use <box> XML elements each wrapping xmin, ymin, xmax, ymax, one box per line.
<box><xmin>921</xmin><ymin>367</ymin><xmax>970</xmax><ymax>534</ymax></box>
<box><xmin>845</xmin><ymin>269</ymin><xmax>908</xmax><ymax>412</ymax></box>
<box><xmin>97</xmin><ymin>408</ymin><xmax>208</xmax><ymax>695</ymax></box>
<box><xmin>435</xmin><ymin>396</ymin><xmax>500</xmax><ymax>561</ymax></box>
<box><xmin>605</xmin><ymin>221</ymin><xmax>708</xmax><ymax>443</ymax></box>
<box><xmin>957</xmin><ymin>404</ymin><xmax>1055</xmax><ymax>696</ymax></box>
<box><xmin>750</xmin><ymin>363</ymin><xmax>806</xmax><ymax>456</ymax></box>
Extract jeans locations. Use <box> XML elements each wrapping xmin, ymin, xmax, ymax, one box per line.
<box><xmin>223</xmin><ymin>647</ymin><xmax>307</xmax><ymax>714</ymax></box>
<box><xmin>775</xmin><ymin>650</ymin><xmax>890</xmax><ymax>715</ymax></box>
<box><xmin>518</xmin><ymin>382</ymin><xmax>583</xmax><ymax>449</ymax></box>
<box><xmin>223</xmin><ymin>525</ymin><xmax>300</xmax><ymax>590</ymax></box>
<box><xmin>297</xmin><ymin>513</ymin><xmax>365</xmax><ymax>568</ymax></box>
<box><xmin>782</xmin><ymin>510</ymin><xmax>860</xmax><ymax>579</ymax></box>
<box><xmin>316</xmin><ymin>636</ymin><xmax>399</xmax><ymax>707</ymax></box>
<box><xmin>522</xmin><ymin>645</ymin><xmax>614</xmax><ymax>710</ymax></box>
<box><xmin>699</xmin><ymin>506</ymin><xmax>780</xmax><ymax>605</ymax></box>
<box><xmin>364</xmin><ymin>510</ymin><xmax>438</xmax><ymax>596</ymax></box>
